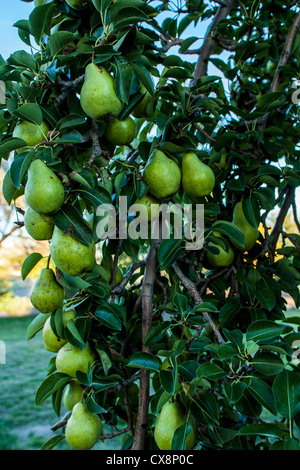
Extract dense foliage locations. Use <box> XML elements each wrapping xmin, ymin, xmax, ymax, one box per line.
<box><xmin>1</xmin><ymin>0</ymin><xmax>300</xmax><ymax>451</ymax></box>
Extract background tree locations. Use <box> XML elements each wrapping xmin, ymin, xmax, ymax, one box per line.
<box><xmin>1</xmin><ymin>0</ymin><xmax>300</xmax><ymax>451</ymax></box>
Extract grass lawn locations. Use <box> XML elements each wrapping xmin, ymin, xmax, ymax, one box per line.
<box><xmin>0</xmin><ymin>316</ymin><xmax>122</xmax><ymax>450</ymax></box>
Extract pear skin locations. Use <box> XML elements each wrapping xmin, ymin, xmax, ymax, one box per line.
<box><xmin>207</xmin><ymin>232</ymin><xmax>235</xmax><ymax>267</ymax></box>
<box><xmin>132</xmin><ymin>194</ymin><xmax>161</xmax><ymax>223</ymax></box>
<box><xmin>24</xmin><ymin>207</ymin><xmax>54</xmax><ymax>240</ymax></box>
<box><xmin>65</xmin><ymin>402</ymin><xmax>102</xmax><ymax>450</ymax></box>
<box><xmin>50</xmin><ymin>226</ymin><xmax>95</xmax><ymax>276</ymax></box>
<box><xmin>154</xmin><ymin>401</ymin><xmax>196</xmax><ymax>450</ymax></box>
<box><xmin>182</xmin><ymin>152</ymin><xmax>215</xmax><ymax>198</ymax></box>
<box><xmin>80</xmin><ymin>63</ymin><xmax>122</xmax><ymax>121</ymax></box>
<box><xmin>63</xmin><ymin>381</ymin><xmax>84</xmax><ymax>411</ymax></box>
<box><xmin>25</xmin><ymin>160</ymin><xmax>65</xmax><ymax>214</ymax></box>
<box><xmin>56</xmin><ymin>342</ymin><xmax>95</xmax><ymax>378</ymax></box>
<box><xmin>30</xmin><ymin>268</ymin><xmax>65</xmax><ymax>314</ymax></box>
<box><xmin>106</xmin><ymin>117</ymin><xmax>136</xmax><ymax>146</ymax></box>
<box><xmin>143</xmin><ymin>150</ymin><xmax>181</xmax><ymax>200</ymax></box>
<box><xmin>232</xmin><ymin>202</ymin><xmax>259</xmax><ymax>251</ymax></box>
<box><xmin>12</xmin><ymin>120</ymin><xmax>49</xmax><ymax>147</ymax></box>
<box><xmin>43</xmin><ymin>317</ymin><xmax>67</xmax><ymax>352</ymax></box>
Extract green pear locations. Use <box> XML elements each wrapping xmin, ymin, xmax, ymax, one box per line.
<box><xmin>56</xmin><ymin>342</ymin><xmax>95</xmax><ymax>378</ymax></box>
<box><xmin>182</xmin><ymin>152</ymin><xmax>215</xmax><ymax>198</ymax></box>
<box><xmin>154</xmin><ymin>401</ymin><xmax>197</xmax><ymax>450</ymax></box>
<box><xmin>25</xmin><ymin>160</ymin><xmax>65</xmax><ymax>214</ymax></box>
<box><xmin>62</xmin><ymin>306</ymin><xmax>76</xmax><ymax>326</ymax></box>
<box><xmin>106</xmin><ymin>116</ymin><xmax>136</xmax><ymax>146</ymax></box>
<box><xmin>132</xmin><ymin>85</ymin><xmax>153</xmax><ymax>118</ymax></box>
<box><xmin>65</xmin><ymin>402</ymin><xmax>102</xmax><ymax>450</ymax></box>
<box><xmin>50</xmin><ymin>226</ymin><xmax>95</xmax><ymax>276</ymax></box>
<box><xmin>207</xmin><ymin>232</ymin><xmax>235</xmax><ymax>267</ymax></box>
<box><xmin>143</xmin><ymin>150</ymin><xmax>181</xmax><ymax>200</ymax></box>
<box><xmin>80</xmin><ymin>63</ymin><xmax>122</xmax><ymax>121</ymax></box>
<box><xmin>12</xmin><ymin>120</ymin><xmax>49</xmax><ymax>148</ymax></box>
<box><xmin>63</xmin><ymin>381</ymin><xmax>84</xmax><ymax>411</ymax></box>
<box><xmin>232</xmin><ymin>202</ymin><xmax>259</xmax><ymax>251</ymax></box>
<box><xmin>132</xmin><ymin>194</ymin><xmax>161</xmax><ymax>223</ymax></box>
<box><xmin>24</xmin><ymin>207</ymin><xmax>54</xmax><ymax>240</ymax></box>
<box><xmin>43</xmin><ymin>317</ymin><xmax>67</xmax><ymax>352</ymax></box>
<box><xmin>30</xmin><ymin>268</ymin><xmax>65</xmax><ymax>314</ymax></box>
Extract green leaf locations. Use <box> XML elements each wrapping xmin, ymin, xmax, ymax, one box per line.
<box><xmin>47</xmin><ymin>31</ymin><xmax>77</xmax><ymax>56</ymax></box>
<box><xmin>237</xmin><ymin>423</ymin><xmax>285</xmax><ymax>439</ymax></box>
<box><xmin>197</xmin><ymin>362</ymin><xmax>226</xmax><ymax>380</ymax></box>
<box><xmin>21</xmin><ymin>252</ymin><xmax>43</xmax><ymax>280</ymax></box>
<box><xmin>113</xmin><ymin>7</ymin><xmax>150</xmax><ymax>30</ymax></box>
<box><xmin>255</xmin><ymin>92</ymin><xmax>283</xmax><ymax>112</ymax></box>
<box><xmin>251</xmin><ymin>352</ymin><xmax>284</xmax><ymax>376</ymax></box>
<box><xmin>29</xmin><ymin>3</ymin><xmax>56</xmax><ymax>44</ymax></box>
<box><xmin>0</xmin><ymin>138</ymin><xmax>27</xmax><ymax>156</ymax></box>
<box><xmin>41</xmin><ymin>435</ymin><xmax>66</xmax><ymax>451</ymax></box>
<box><xmin>127</xmin><ymin>352</ymin><xmax>161</xmax><ymax>371</ymax></box>
<box><xmin>158</xmin><ymin>239</ymin><xmax>183</xmax><ymax>270</ymax></box>
<box><xmin>35</xmin><ymin>372</ymin><xmax>70</xmax><ymax>405</ymax></box>
<box><xmin>211</xmin><ymin>221</ymin><xmax>245</xmax><ymax>248</ymax></box>
<box><xmin>114</xmin><ymin>59</ymin><xmax>133</xmax><ymax>105</ymax></box>
<box><xmin>52</xmin><ymin>204</ymin><xmax>93</xmax><ymax>246</ymax></box>
<box><xmin>64</xmin><ymin>319</ymin><xmax>87</xmax><ymax>349</ymax></box>
<box><xmin>7</xmin><ymin>50</ymin><xmax>36</xmax><ymax>72</ymax></box>
<box><xmin>246</xmin><ymin>320</ymin><xmax>284</xmax><ymax>343</ymax></box>
<box><xmin>171</xmin><ymin>421</ymin><xmax>193</xmax><ymax>451</ymax></box>
<box><xmin>247</xmin><ymin>377</ymin><xmax>277</xmax><ymax>414</ymax></box>
<box><xmin>13</xmin><ymin>103</ymin><xmax>43</xmax><ymax>126</ymax></box>
<box><xmin>272</xmin><ymin>369</ymin><xmax>300</xmax><ymax>419</ymax></box>
<box><xmin>94</xmin><ymin>306</ymin><xmax>122</xmax><ymax>331</ymax></box>
<box><xmin>26</xmin><ymin>313</ymin><xmax>48</xmax><ymax>340</ymax></box>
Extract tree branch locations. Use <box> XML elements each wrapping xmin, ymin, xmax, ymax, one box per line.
<box><xmin>132</xmin><ymin>239</ymin><xmax>161</xmax><ymax>450</ymax></box>
<box><xmin>172</xmin><ymin>262</ymin><xmax>225</xmax><ymax>344</ymax></box>
<box><xmin>190</xmin><ymin>0</ymin><xmax>236</xmax><ymax>86</ymax></box>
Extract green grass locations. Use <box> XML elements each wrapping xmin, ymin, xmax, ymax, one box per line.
<box><xmin>0</xmin><ymin>316</ymin><xmax>122</xmax><ymax>450</ymax></box>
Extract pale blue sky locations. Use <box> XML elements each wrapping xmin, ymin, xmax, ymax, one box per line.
<box><xmin>1</xmin><ymin>2</ymin><xmax>34</xmax><ymax>59</ymax></box>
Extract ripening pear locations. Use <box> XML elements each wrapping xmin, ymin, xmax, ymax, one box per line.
<box><xmin>131</xmin><ymin>194</ymin><xmax>161</xmax><ymax>223</ymax></box>
<box><xmin>43</xmin><ymin>316</ymin><xmax>67</xmax><ymax>352</ymax></box>
<box><xmin>132</xmin><ymin>84</ymin><xmax>153</xmax><ymax>118</ymax></box>
<box><xmin>80</xmin><ymin>63</ymin><xmax>122</xmax><ymax>121</ymax></box>
<box><xmin>65</xmin><ymin>402</ymin><xmax>102</xmax><ymax>450</ymax></box>
<box><xmin>106</xmin><ymin>116</ymin><xmax>136</xmax><ymax>146</ymax></box>
<box><xmin>207</xmin><ymin>232</ymin><xmax>235</xmax><ymax>267</ymax></box>
<box><xmin>232</xmin><ymin>202</ymin><xmax>259</xmax><ymax>251</ymax></box>
<box><xmin>30</xmin><ymin>268</ymin><xmax>65</xmax><ymax>314</ymax></box>
<box><xmin>56</xmin><ymin>342</ymin><xmax>95</xmax><ymax>378</ymax></box>
<box><xmin>50</xmin><ymin>226</ymin><xmax>95</xmax><ymax>276</ymax></box>
<box><xmin>24</xmin><ymin>207</ymin><xmax>54</xmax><ymax>240</ymax></box>
<box><xmin>65</xmin><ymin>0</ymin><xmax>92</xmax><ymax>9</ymax></box>
<box><xmin>182</xmin><ymin>152</ymin><xmax>215</xmax><ymax>198</ymax></box>
<box><xmin>154</xmin><ymin>401</ymin><xmax>197</xmax><ymax>450</ymax></box>
<box><xmin>143</xmin><ymin>150</ymin><xmax>181</xmax><ymax>200</ymax></box>
<box><xmin>63</xmin><ymin>381</ymin><xmax>84</xmax><ymax>411</ymax></box>
<box><xmin>12</xmin><ymin>120</ymin><xmax>49</xmax><ymax>148</ymax></box>
<box><xmin>25</xmin><ymin>160</ymin><xmax>65</xmax><ymax>214</ymax></box>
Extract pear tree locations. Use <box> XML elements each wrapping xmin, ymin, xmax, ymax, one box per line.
<box><xmin>1</xmin><ymin>0</ymin><xmax>300</xmax><ymax>451</ymax></box>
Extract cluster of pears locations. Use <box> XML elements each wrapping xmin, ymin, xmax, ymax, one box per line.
<box><xmin>80</xmin><ymin>63</ymin><xmax>154</xmax><ymax>147</ymax></box>
<box><xmin>154</xmin><ymin>400</ymin><xmax>197</xmax><ymax>450</ymax></box>
<box><xmin>142</xmin><ymin>150</ymin><xmax>215</xmax><ymax>201</ymax></box>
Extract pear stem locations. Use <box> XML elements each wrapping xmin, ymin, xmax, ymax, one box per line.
<box><xmin>46</xmin><ymin>255</ymin><xmax>51</xmax><ymax>269</ymax></box>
